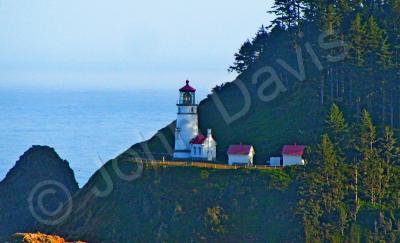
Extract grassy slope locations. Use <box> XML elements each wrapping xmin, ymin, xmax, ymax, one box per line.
<box><xmin>55</xmin><ymin>159</ymin><xmax>303</xmax><ymax>242</ymax></box>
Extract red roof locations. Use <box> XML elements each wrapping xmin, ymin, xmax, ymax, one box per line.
<box><xmin>179</xmin><ymin>80</ymin><xmax>196</xmax><ymax>92</ymax></box>
<box><xmin>227</xmin><ymin>145</ymin><xmax>253</xmax><ymax>155</ymax></box>
<box><xmin>282</xmin><ymin>145</ymin><xmax>305</xmax><ymax>156</ymax></box>
<box><xmin>190</xmin><ymin>134</ymin><xmax>206</xmax><ymax>144</ymax></box>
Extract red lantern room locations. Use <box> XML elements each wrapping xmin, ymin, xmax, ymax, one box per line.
<box><xmin>178</xmin><ymin>80</ymin><xmax>196</xmax><ymax>105</ymax></box>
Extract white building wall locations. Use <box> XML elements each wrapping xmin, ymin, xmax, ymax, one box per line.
<box><xmin>269</xmin><ymin>157</ymin><xmax>282</xmax><ymax>167</ymax></box>
<box><xmin>190</xmin><ymin>136</ymin><xmax>217</xmax><ymax>161</ymax></box>
<box><xmin>174</xmin><ymin>105</ymin><xmax>198</xmax><ymax>159</ymax></box>
<box><xmin>282</xmin><ymin>155</ymin><xmax>305</xmax><ymax>166</ymax></box>
<box><xmin>228</xmin><ymin>154</ymin><xmax>253</xmax><ymax>165</ymax></box>
<box><xmin>204</xmin><ymin>137</ymin><xmax>216</xmax><ymax>161</ymax></box>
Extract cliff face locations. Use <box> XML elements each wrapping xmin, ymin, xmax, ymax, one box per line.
<box><xmin>54</xmin><ymin>158</ymin><xmax>302</xmax><ymax>242</ymax></box>
<box><xmin>0</xmin><ymin>146</ymin><xmax>79</xmax><ymax>240</ymax></box>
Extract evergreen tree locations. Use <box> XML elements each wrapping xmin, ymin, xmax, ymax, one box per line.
<box><xmin>358</xmin><ymin>110</ymin><xmax>377</xmax><ymax>153</ymax></box>
<box><xmin>268</xmin><ymin>0</ymin><xmax>303</xmax><ymax>30</ymax></box>
<box><xmin>347</xmin><ymin>14</ymin><xmax>366</xmax><ymax>106</ymax></box>
<box><xmin>348</xmin><ymin>14</ymin><xmax>366</xmax><ymax>67</ymax></box>
<box><xmin>379</xmin><ymin>127</ymin><xmax>398</xmax><ymax>201</ymax></box>
<box><xmin>299</xmin><ymin>134</ymin><xmax>345</xmax><ymax>240</ymax></box>
<box><xmin>380</xmin><ymin>127</ymin><xmax>397</xmax><ymax>169</ymax></box>
<box><xmin>360</xmin><ymin>147</ymin><xmax>385</xmax><ymax>206</ymax></box>
<box><xmin>228</xmin><ymin>40</ymin><xmax>255</xmax><ymax>73</ymax></box>
<box><xmin>252</xmin><ymin>26</ymin><xmax>269</xmax><ymax>59</ymax></box>
<box><xmin>302</xmin><ymin>0</ymin><xmax>326</xmax><ymax>24</ymax></box>
<box><xmin>318</xmin><ymin>134</ymin><xmax>345</xmax><ymax>213</ymax></box>
<box><xmin>357</xmin><ymin>110</ymin><xmax>384</xmax><ymax>205</ymax></box>
<box><xmin>323</xmin><ymin>4</ymin><xmax>342</xmax><ymax>35</ymax></box>
<box><xmin>326</xmin><ymin>103</ymin><xmax>348</xmax><ymax>145</ymax></box>
<box><xmin>365</xmin><ymin>16</ymin><xmax>384</xmax><ymax>70</ymax></box>
<box><xmin>377</xmin><ymin>35</ymin><xmax>393</xmax><ymax>125</ymax></box>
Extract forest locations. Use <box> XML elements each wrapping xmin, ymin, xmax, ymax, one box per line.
<box><xmin>229</xmin><ymin>0</ymin><xmax>400</xmax><ymax>129</ymax></box>
<box><xmin>228</xmin><ymin>0</ymin><xmax>400</xmax><ymax>241</ymax></box>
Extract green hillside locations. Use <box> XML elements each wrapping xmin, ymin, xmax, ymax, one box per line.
<box><xmin>54</xmin><ymin>160</ymin><xmax>302</xmax><ymax>242</ymax></box>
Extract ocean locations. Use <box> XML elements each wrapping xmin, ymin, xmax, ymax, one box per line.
<box><xmin>0</xmin><ymin>89</ymin><xmax>208</xmax><ymax>186</ymax></box>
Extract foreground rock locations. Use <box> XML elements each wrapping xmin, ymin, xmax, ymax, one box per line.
<box><xmin>9</xmin><ymin>232</ymin><xmax>85</xmax><ymax>243</ymax></box>
<box><xmin>0</xmin><ymin>146</ymin><xmax>79</xmax><ymax>240</ymax></box>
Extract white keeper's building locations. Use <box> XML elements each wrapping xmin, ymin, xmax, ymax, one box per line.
<box><xmin>227</xmin><ymin>144</ymin><xmax>255</xmax><ymax>166</ymax></box>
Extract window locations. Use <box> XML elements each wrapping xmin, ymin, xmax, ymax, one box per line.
<box><xmin>199</xmin><ymin>147</ymin><xmax>202</xmax><ymax>155</ymax></box>
<box><xmin>183</xmin><ymin>92</ymin><xmax>192</xmax><ymax>105</ymax></box>
<box><xmin>193</xmin><ymin>147</ymin><xmax>197</xmax><ymax>155</ymax></box>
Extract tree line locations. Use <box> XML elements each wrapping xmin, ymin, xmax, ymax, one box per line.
<box><xmin>229</xmin><ymin>0</ymin><xmax>400</xmax><ymax>128</ymax></box>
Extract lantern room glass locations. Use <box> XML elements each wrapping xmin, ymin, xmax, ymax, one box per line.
<box><xmin>179</xmin><ymin>92</ymin><xmax>195</xmax><ymax>105</ymax></box>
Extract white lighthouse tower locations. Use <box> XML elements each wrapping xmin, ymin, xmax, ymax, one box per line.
<box><xmin>173</xmin><ymin>80</ymin><xmax>199</xmax><ymax>159</ymax></box>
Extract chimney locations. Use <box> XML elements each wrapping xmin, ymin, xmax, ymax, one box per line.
<box><xmin>207</xmin><ymin>129</ymin><xmax>212</xmax><ymax>138</ymax></box>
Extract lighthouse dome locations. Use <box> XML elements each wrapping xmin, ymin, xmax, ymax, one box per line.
<box><xmin>179</xmin><ymin>80</ymin><xmax>196</xmax><ymax>92</ymax></box>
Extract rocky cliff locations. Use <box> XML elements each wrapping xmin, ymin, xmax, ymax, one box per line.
<box><xmin>0</xmin><ymin>146</ymin><xmax>79</xmax><ymax>240</ymax></box>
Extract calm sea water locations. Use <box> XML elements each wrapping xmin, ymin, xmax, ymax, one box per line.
<box><xmin>0</xmin><ymin>89</ymin><xmax>207</xmax><ymax>186</ymax></box>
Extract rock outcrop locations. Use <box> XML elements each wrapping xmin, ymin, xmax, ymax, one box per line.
<box><xmin>9</xmin><ymin>232</ymin><xmax>85</xmax><ymax>243</ymax></box>
<box><xmin>0</xmin><ymin>146</ymin><xmax>79</xmax><ymax>240</ymax></box>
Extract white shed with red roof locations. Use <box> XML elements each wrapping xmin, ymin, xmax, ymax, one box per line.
<box><xmin>227</xmin><ymin>145</ymin><xmax>255</xmax><ymax>166</ymax></box>
<box><xmin>282</xmin><ymin>145</ymin><xmax>305</xmax><ymax>166</ymax></box>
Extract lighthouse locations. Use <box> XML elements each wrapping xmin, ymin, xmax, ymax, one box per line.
<box><xmin>173</xmin><ymin>80</ymin><xmax>199</xmax><ymax>159</ymax></box>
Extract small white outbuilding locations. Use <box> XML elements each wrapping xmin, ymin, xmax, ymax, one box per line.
<box><xmin>269</xmin><ymin>157</ymin><xmax>282</xmax><ymax>167</ymax></box>
<box><xmin>227</xmin><ymin>145</ymin><xmax>255</xmax><ymax>166</ymax></box>
<box><xmin>282</xmin><ymin>145</ymin><xmax>306</xmax><ymax>166</ymax></box>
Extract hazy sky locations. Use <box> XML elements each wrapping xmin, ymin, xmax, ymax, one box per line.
<box><xmin>0</xmin><ymin>0</ymin><xmax>273</xmax><ymax>91</ymax></box>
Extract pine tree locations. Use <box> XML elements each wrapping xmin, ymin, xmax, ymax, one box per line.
<box><xmin>347</xmin><ymin>14</ymin><xmax>366</xmax><ymax>106</ymax></box>
<box><xmin>377</xmin><ymin>36</ymin><xmax>392</xmax><ymax>70</ymax></box>
<box><xmin>348</xmin><ymin>14</ymin><xmax>366</xmax><ymax>67</ymax></box>
<box><xmin>337</xmin><ymin>0</ymin><xmax>352</xmax><ymax>15</ymax></box>
<box><xmin>365</xmin><ymin>16</ymin><xmax>384</xmax><ymax>70</ymax></box>
<box><xmin>318</xmin><ymin>134</ymin><xmax>345</xmax><ymax>212</ymax></box>
<box><xmin>302</xmin><ymin>0</ymin><xmax>326</xmax><ymax>24</ymax></box>
<box><xmin>358</xmin><ymin>110</ymin><xmax>377</xmax><ymax>153</ymax></box>
<box><xmin>360</xmin><ymin>148</ymin><xmax>385</xmax><ymax>206</ymax></box>
<box><xmin>299</xmin><ymin>134</ymin><xmax>345</xmax><ymax>240</ymax></box>
<box><xmin>322</xmin><ymin>4</ymin><xmax>343</xmax><ymax>100</ymax></box>
<box><xmin>326</xmin><ymin>103</ymin><xmax>348</xmax><ymax>145</ymax></box>
<box><xmin>379</xmin><ymin>127</ymin><xmax>398</xmax><ymax>202</ymax></box>
<box><xmin>377</xmin><ymin>35</ymin><xmax>393</xmax><ymax>125</ymax></box>
<box><xmin>269</xmin><ymin>0</ymin><xmax>294</xmax><ymax>29</ymax></box>
<box><xmin>228</xmin><ymin>40</ymin><xmax>255</xmax><ymax>73</ymax></box>
<box><xmin>252</xmin><ymin>26</ymin><xmax>269</xmax><ymax>59</ymax></box>
<box><xmin>323</xmin><ymin>4</ymin><xmax>341</xmax><ymax>35</ymax></box>
<box><xmin>357</xmin><ymin>110</ymin><xmax>384</xmax><ymax>206</ymax></box>
<box><xmin>381</xmin><ymin>127</ymin><xmax>397</xmax><ymax>170</ymax></box>
<box><xmin>269</xmin><ymin>0</ymin><xmax>303</xmax><ymax>30</ymax></box>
